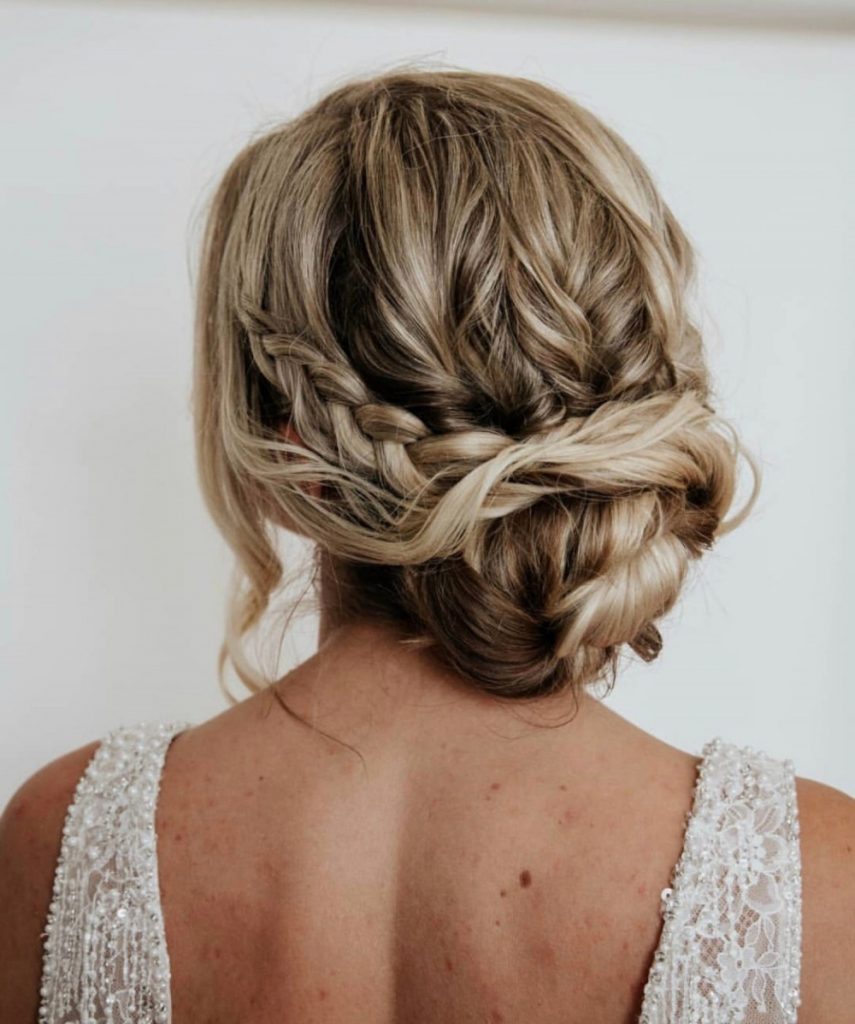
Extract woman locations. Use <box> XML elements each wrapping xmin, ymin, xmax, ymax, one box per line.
<box><xmin>1</xmin><ymin>68</ymin><xmax>852</xmax><ymax>1023</ymax></box>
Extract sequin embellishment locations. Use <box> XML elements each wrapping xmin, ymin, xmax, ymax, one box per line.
<box><xmin>637</xmin><ymin>737</ymin><xmax>802</xmax><ymax>1023</ymax></box>
<box><xmin>38</xmin><ymin>720</ymin><xmax>191</xmax><ymax>1024</ymax></box>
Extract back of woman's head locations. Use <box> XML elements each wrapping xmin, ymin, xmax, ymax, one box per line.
<box><xmin>193</xmin><ymin>65</ymin><xmax>759</xmax><ymax>707</ymax></box>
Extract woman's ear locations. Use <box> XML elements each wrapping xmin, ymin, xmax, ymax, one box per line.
<box><xmin>278</xmin><ymin>418</ymin><xmax>301</xmax><ymax>446</ymax></box>
<box><xmin>276</xmin><ymin>419</ymin><xmax>323</xmax><ymax>501</ymax></box>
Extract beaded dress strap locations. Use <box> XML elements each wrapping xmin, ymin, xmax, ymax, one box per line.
<box><xmin>38</xmin><ymin>719</ymin><xmax>191</xmax><ymax>1024</ymax></box>
<box><xmin>638</xmin><ymin>737</ymin><xmax>802</xmax><ymax>1024</ymax></box>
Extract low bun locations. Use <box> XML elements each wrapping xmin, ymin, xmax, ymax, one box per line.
<box><xmin>192</xmin><ymin>66</ymin><xmax>761</xmax><ymax>706</ymax></box>
<box><xmin>337</xmin><ymin>389</ymin><xmax>756</xmax><ymax>700</ymax></box>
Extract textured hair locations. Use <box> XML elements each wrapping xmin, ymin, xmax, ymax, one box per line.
<box><xmin>192</xmin><ymin>65</ymin><xmax>760</xmax><ymax>711</ymax></box>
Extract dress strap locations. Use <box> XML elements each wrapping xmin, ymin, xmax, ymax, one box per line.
<box><xmin>38</xmin><ymin>719</ymin><xmax>191</xmax><ymax>1024</ymax></box>
<box><xmin>639</xmin><ymin>737</ymin><xmax>802</xmax><ymax>1023</ymax></box>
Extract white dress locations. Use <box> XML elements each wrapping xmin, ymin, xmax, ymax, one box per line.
<box><xmin>36</xmin><ymin>720</ymin><xmax>803</xmax><ymax>1024</ymax></box>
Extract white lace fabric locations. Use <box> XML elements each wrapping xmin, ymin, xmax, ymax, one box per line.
<box><xmin>38</xmin><ymin>724</ymin><xmax>802</xmax><ymax>1024</ymax></box>
<box><xmin>638</xmin><ymin>737</ymin><xmax>802</xmax><ymax>1023</ymax></box>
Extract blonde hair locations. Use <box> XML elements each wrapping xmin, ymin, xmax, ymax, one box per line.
<box><xmin>192</xmin><ymin>65</ymin><xmax>760</xmax><ymax>710</ymax></box>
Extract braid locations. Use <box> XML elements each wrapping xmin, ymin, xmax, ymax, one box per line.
<box><xmin>194</xmin><ymin>67</ymin><xmax>761</xmax><ymax>703</ymax></box>
<box><xmin>241</xmin><ymin>295</ymin><xmax>741</xmax><ymax>576</ymax></box>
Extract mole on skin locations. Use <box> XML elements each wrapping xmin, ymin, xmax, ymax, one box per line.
<box><xmin>519</xmin><ymin>869</ymin><xmax>532</xmax><ymax>888</ymax></box>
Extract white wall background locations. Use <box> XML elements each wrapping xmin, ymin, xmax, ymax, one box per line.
<box><xmin>1</xmin><ymin>0</ymin><xmax>853</xmax><ymax>806</ymax></box>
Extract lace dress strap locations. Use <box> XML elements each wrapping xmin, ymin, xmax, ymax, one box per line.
<box><xmin>38</xmin><ymin>719</ymin><xmax>191</xmax><ymax>1024</ymax></box>
<box><xmin>639</xmin><ymin>736</ymin><xmax>803</xmax><ymax>1024</ymax></box>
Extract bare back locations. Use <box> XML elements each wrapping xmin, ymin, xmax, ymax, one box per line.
<box><xmin>156</xmin><ymin>679</ymin><xmax>699</xmax><ymax>1024</ymax></box>
<box><xmin>8</xmin><ymin>626</ymin><xmax>855</xmax><ymax>1019</ymax></box>
<box><xmin>16</xmin><ymin>624</ymin><xmax>854</xmax><ymax>1023</ymax></box>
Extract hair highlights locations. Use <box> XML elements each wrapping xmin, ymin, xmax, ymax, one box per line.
<box><xmin>192</xmin><ymin>66</ymin><xmax>760</xmax><ymax>707</ymax></box>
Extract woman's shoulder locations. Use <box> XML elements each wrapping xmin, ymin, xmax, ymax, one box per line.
<box><xmin>0</xmin><ymin>732</ymin><xmax>104</xmax><ymax>1022</ymax></box>
<box><xmin>0</xmin><ymin>718</ymin><xmax>192</xmax><ymax>1023</ymax></box>
<box><xmin>793</xmin><ymin>772</ymin><xmax>855</xmax><ymax>1021</ymax></box>
<box><xmin>638</xmin><ymin>733</ymin><xmax>853</xmax><ymax>1023</ymax></box>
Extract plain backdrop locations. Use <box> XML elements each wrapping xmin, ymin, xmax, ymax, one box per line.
<box><xmin>1</xmin><ymin>0</ymin><xmax>853</xmax><ymax>807</ymax></box>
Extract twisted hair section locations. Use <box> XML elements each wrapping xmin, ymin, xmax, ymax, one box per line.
<box><xmin>192</xmin><ymin>65</ymin><xmax>760</xmax><ymax>704</ymax></box>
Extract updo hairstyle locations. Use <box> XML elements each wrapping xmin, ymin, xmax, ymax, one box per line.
<box><xmin>192</xmin><ymin>67</ymin><xmax>759</xmax><ymax>707</ymax></box>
